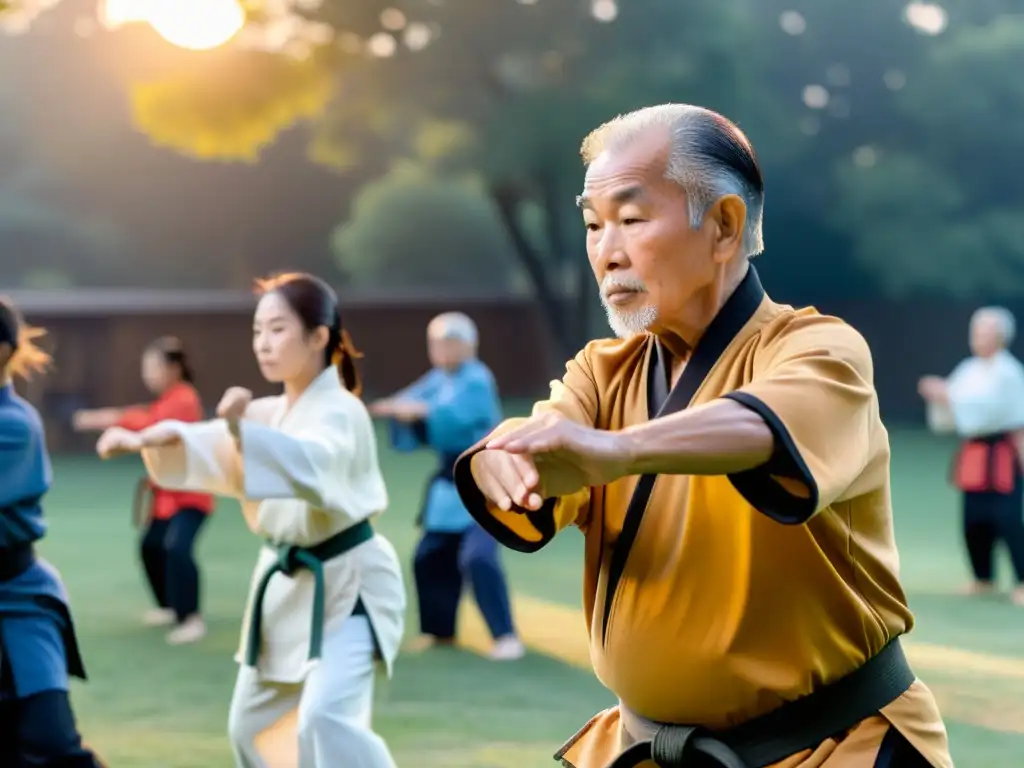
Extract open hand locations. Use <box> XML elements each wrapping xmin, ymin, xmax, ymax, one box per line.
<box><xmin>72</xmin><ymin>408</ymin><xmax>118</xmax><ymax>432</ymax></box>
<box><xmin>470</xmin><ymin>449</ymin><xmax>544</xmax><ymax>511</ymax></box>
<box><xmin>96</xmin><ymin>427</ymin><xmax>144</xmax><ymax>459</ymax></box>
<box><xmin>390</xmin><ymin>400</ymin><xmax>429</xmax><ymax>423</ymax></box>
<box><xmin>217</xmin><ymin>387</ymin><xmax>253</xmax><ymax>421</ymax></box>
<box><xmin>917</xmin><ymin>376</ymin><xmax>948</xmax><ymax>403</ymax></box>
<box><xmin>368</xmin><ymin>399</ymin><xmax>395</xmax><ymax>417</ymax></box>
<box><xmin>485</xmin><ymin>412</ymin><xmax>634</xmax><ymax>491</ymax></box>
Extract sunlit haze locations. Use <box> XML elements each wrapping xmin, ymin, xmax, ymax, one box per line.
<box><xmin>100</xmin><ymin>0</ymin><xmax>245</xmax><ymax>50</ymax></box>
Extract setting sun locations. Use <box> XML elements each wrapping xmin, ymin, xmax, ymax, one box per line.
<box><xmin>146</xmin><ymin>0</ymin><xmax>245</xmax><ymax>50</ymax></box>
<box><xmin>99</xmin><ymin>0</ymin><xmax>245</xmax><ymax>50</ymax></box>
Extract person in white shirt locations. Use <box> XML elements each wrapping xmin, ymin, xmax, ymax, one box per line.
<box><xmin>919</xmin><ymin>306</ymin><xmax>1024</xmax><ymax>605</ymax></box>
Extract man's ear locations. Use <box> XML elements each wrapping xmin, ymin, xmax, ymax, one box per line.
<box><xmin>707</xmin><ymin>194</ymin><xmax>747</xmax><ymax>263</ymax></box>
<box><xmin>0</xmin><ymin>341</ymin><xmax>12</xmax><ymax>371</ymax></box>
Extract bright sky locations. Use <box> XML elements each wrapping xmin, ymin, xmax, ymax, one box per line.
<box><xmin>101</xmin><ymin>0</ymin><xmax>246</xmax><ymax>51</ymax></box>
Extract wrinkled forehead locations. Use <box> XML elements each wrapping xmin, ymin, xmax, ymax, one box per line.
<box><xmin>971</xmin><ymin>312</ymin><xmax>1003</xmax><ymax>332</ymax></box>
<box><xmin>580</xmin><ymin>133</ymin><xmax>676</xmax><ymax>206</ymax></box>
<box><xmin>428</xmin><ymin>314</ymin><xmax>477</xmax><ymax>345</ymax></box>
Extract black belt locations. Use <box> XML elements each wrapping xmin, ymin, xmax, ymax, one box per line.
<box><xmin>245</xmin><ymin>520</ymin><xmax>374</xmax><ymax>667</ymax></box>
<box><xmin>414</xmin><ymin>451</ymin><xmax>461</xmax><ymax>528</ymax></box>
<box><xmin>0</xmin><ymin>544</ymin><xmax>34</xmax><ymax>582</ymax></box>
<box><xmin>608</xmin><ymin>639</ymin><xmax>915</xmax><ymax>768</ymax></box>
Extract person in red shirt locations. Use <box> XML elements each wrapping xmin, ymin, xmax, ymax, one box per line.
<box><xmin>73</xmin><ymin>337</ymin><xmax>213</xmax><ymax>645</ymax></box>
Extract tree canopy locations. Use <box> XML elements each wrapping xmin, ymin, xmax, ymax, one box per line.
<box><xmin>1</xmin><ymin>0</ymin><xmax>1023</xmax><ymax>325</ymax></box>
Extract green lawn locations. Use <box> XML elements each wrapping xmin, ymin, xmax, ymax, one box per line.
<box><xmin>34</xmin><ymin>426</ymin><xmax>1024</xmax><ymax>767</ymax></box>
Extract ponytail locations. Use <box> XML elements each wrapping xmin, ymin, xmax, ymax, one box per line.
<box><xmin>333</xmin><ymin>328</ymin><xmax>363</xmax><ymax>397</ymax></box>
<box><xmin>0</xmin><ymin>299</ymin><xmax>51</xmax><ymax>380</ymax></box>
<box><xmin>149</xmin><ymin>336</ymin><xmax>195</xmax><ymax>385</ymax></box>
<box><xmin>10</xmin><ymin>326</ymin><xmax>51</xmax><ymax>379</ymax></box>
<box><xmin>166</xmin><ymin>349</ymin><xmax>195</xmax><ymax>384</ymax></box>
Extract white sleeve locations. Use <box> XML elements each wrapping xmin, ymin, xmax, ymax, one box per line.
<box><xmin>948</xmin><ymin>358</ymin><xmax>1024</xmax><ymax>436</ymax></box>
<box><xmin>239</xmin><ymin>420</ymin><xmax>347</xmax><ymax>506</ymax></box>
<box><xmin>141</xmin><ymin>420</ymin><xmax>243</xmax><ymax>497</ymax></box>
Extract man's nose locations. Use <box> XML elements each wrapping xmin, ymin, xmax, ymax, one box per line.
<box><xmin>593</xmin><ymin>226</ymin><xmax>628</xmax><ymax>272</ymax></box>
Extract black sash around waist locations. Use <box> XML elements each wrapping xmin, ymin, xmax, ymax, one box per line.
<box><xmin>608</xmin><ymin>639</ymin><xmax>916</xmax><ymax>768</ymax></box>
<box><xmin>415</xmin><ymin>451</ymin><xmax>461</xmax><ymax>528</ymax></box>
<box><xmin>245</xmin><ymin>519</ymin><xmax>374</xmax><ymax>667</ymax></box>
<box><xmin>0</xmin><ymin>544</ymin><xmax>34</xmax><ymax>582</ymax></box>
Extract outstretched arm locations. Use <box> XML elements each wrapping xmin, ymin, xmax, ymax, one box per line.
<box><xmin>453</xmin><ymin>347</ymin><xmax>600</xmax><ymax>553</ymax></box>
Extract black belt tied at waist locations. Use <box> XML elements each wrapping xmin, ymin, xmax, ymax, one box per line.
<box><xmin>415</xmin><ymin>451</ymin><xmax>462</xmax><ymax>528</ymax></box>
<box><xmin>0</xmin><ymin>543</ymin><xmax>34</xmax><ymax>582</ymax></box>
<box><xmin>245</xmin><ymin>519</ymin><xmax>374</xmax><ymax>667</ymax></box>
<box><xmin>608</xmin><ymin>639</ymin><xmax>915</xmax><ymax>768</ymax></box>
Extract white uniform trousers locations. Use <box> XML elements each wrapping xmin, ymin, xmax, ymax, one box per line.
<box><xmin>227</xmin><ymin>615</ymin><xmax>396</xmax><ymax>768</ymax></box>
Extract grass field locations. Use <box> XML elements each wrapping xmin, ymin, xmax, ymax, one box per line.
<box><xmin>36</xmin><ymin>424</ymin><xmax>1024</xmax><ymax>767</ymax></box>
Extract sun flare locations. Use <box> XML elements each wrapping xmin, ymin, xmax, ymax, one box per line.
<box><xmin>99</xmin><ymin>0</ymin><xmax>245</xmax><ymax>51</ymax></box>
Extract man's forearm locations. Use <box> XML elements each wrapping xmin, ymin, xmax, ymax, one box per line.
<box><xmin>619</xmin><ymin>398</ymin><xmax>774</xmax><ymax>476</ymax></box>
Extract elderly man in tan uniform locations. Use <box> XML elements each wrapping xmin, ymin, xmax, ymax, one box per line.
<box><xmin>453</xmin><ymin>105</ymin><xmax>952</xmax><ymax>768</ymax></box>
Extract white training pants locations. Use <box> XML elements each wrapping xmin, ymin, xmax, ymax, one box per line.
<box><xmin>227</xmin><ymin>615</ymin><xmax>396</xmax><ymax>768</ymax></box>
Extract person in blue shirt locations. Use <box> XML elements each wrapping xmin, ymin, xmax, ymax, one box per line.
<box><xmin>371</xmin><ymin>312</ymin><xmax>524</xmax><ymax>661</ymax></box>
<box><xmin>0</xmin><ymin>297</ymin><xmax>105</xmax><ymax>767</ymax></box>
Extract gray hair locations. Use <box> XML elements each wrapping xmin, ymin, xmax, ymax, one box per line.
<box><xmin>427</xmin><ymin>312</ymin><xmax>478</xmax><ymax>348</ymax></box>
<box><xmin>971</xmin><ymin>306</ymin><xmax>1016</xmax><ymax>346</ymax></box>
<box><xmin>580</xmin><ymin>104</ymin><xmax>765</xmax><ymax>257</ymax></box>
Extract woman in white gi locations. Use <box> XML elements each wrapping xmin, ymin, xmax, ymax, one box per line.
<box><xmin>95</xmin><ymin>272</ymin><xmax>406</xmax><ymax>767</ymax></box>
<box><xmin>919</xmin><ymin>306</ymin><xmax>1024</xmax><ymax>606</ymax></box>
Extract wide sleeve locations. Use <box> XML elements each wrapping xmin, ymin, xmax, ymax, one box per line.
<box><xmin>722</xmin><ymin>314</ymin><xmax>884</xmax><ymax>524</ymax></box>
<box><xmin>141</xmin><ymin>419</ymin><xmax>243</xmax><ymax>498</ymax></box>
<box><xmin>117</xmin><ymin>405</ymin><xmax>158</xmax><ymax>431</ymax></box>
<box><xmin>945</xmin><ymin>357</ymin><xmax>1024</xmax><ymax>437</ymax></box>
<box><xmin>422</xmin><ymin>370</ymin><xmax>500</xmax><ymax>454</ymax></box>
<box><xmin>395</xmin><ymin>370</ymin><xmax>439</xmax><ymax>401</ymax></box>
<box><xmin>0</xmin><ymin>411</ymin><xmax>46</xmax><ymax>546</ymax></box>
<box><xmin>453</xmin><ymin>346</ymin><xmax>599</xmax><ymax>552</ymax></box>
<box><xmin>237</xmin><ymin>408</ymin><xmax>358</xmax><ymax>513</ymax></box>
<box><xmin>118</xmin><ymin>386</ymin><xmax>202</xmax><ymax>431</ymax></box>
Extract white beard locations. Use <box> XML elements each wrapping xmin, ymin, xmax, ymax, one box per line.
<box><xmin>602</xmin><ymin>301</ymin><xmax>658</xmax><ymax>339</ymax></box>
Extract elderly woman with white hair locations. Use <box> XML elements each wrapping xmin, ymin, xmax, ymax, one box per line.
<box><xmin>919</xmin><ymin>306</ymin><xmax>1024</xmax><ymax>605</ymax></box>
<box><xmin>370</xmin><ymin>312</ymin><xmax>524</xmax><ymax>660</ymax></box>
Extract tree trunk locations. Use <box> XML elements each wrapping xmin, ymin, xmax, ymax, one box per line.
<box><xmin>490</xmin><ymin>183</ymin><xmax>573</xmax><ymax>372</ymax></box>
<box><xmin>536</xmin><ymin>170</ymin><xmax>595</xmax><ymax>351</ymax></box>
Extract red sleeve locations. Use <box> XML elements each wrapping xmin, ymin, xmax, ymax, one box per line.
<box><xmin>117</xmin><ymin>406</ymin><xmax>157</xmax><ymax>431</ymax></box>
<box><xmin>117</xmin><ymin>386</ymin><xmax>204</xmax><ymax>430</ymax></box>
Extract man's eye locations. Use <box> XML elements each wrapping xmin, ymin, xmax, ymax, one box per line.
<box><xmin>585</xmin><ymin>222</ymin><xmax>600</xmax><ymax>231</ymax></box>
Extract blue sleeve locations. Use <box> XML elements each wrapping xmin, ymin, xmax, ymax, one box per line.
<box><xmin>396</xmin><ymin>370</ymin><xmax>440</xmax><ymax>401</ymax></box>
<box><xmin>0</xmin><ymin>411</ymin><xmax>33</xmax><ymax>507</ymax></box>
<box><xmin>389</xmin><ymin>419</ymin><xmax>428</xmax><ymax>454</ymax></box>
<box><xmin>0</xmin><ymin>408</ymin><xmax>49</xmax><ymax>546</ymax></box>
<box><xmin>424</xmin><ymin>370</ymin><xmax>502</xmax><ymax>454</ymax></box>
<box><xmin>385</xmin><ymin>371</ymin><xmax>439</xmax><ymax>452</ymax></box>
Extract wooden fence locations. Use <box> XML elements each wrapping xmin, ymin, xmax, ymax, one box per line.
<box><xmin>6</xmin><ymin>288</ymin><xmax>1017</xmax><ymax>453</ymax></box>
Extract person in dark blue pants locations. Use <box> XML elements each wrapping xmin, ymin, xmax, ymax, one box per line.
<box><xmin>371</xmin><ymin>312</ymin><xmax>524</xmax><ymax>660</ymax></box>
<box><xmin>0</xmin><ymin>298</ymin><xmax>105</xmax><ymax>767</ymax></box>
